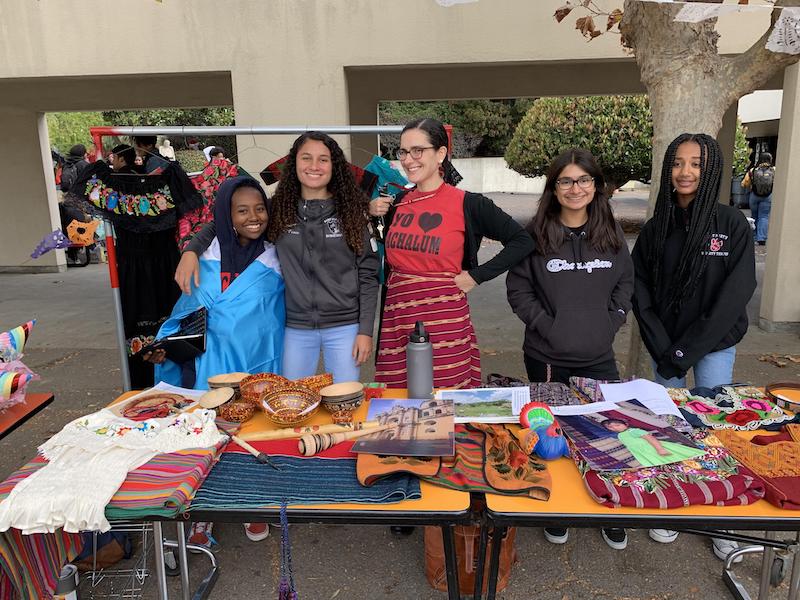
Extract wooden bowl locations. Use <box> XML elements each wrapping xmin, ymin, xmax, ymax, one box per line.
<box><xmin>207</xmin><ymin>372</ymin><xmax>249</xmax><ymax>391</ymax></box>
<box><xmin>239</xmin><ymin>373</ymin><xmax>289</xmax><ymax>405</ymax></box>
<box><xmin>198</xmin><ymin>386</ymin><xmax>235</xmax><ymax>409</ymax></box>
<box><xmin>319</xmin><ymin>381</ymin><xmax>364</xmax><ymax>414</ymax></box>
<box><xmin>260</xmin><ymin>386</ymin><xmax>321</xmax><ymax>426</ymax></box>
<box><xmin>319</xmin><ymin>381</ymin><xmax>364</xmax><ymax>402</ymax></box>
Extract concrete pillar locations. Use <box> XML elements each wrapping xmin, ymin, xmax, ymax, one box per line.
<box><xmin>0</xmin><ymin>108</ymin><xmax>65</xmax><ymax>272</ymax></box>
<box><xmin>760</xmin><ymin>63</ymin><xmax>800</xmax><ymax>331</ymax></box>
<box><xmin>718</xmin><ymin>102</ymin><xmax>737</xmax><ymax>205</ymax></box>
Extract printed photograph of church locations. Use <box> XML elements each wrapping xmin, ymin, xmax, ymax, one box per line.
<box><xmin>352</xmin><ymin>398</ymin><xmax>455</xmax><ymax>456</ymax></box>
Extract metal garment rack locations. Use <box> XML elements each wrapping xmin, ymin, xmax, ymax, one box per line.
<box><xmin>88</xmin><ymin>124</ymin><xmax>407</xmax><ymax>391</ymax></box>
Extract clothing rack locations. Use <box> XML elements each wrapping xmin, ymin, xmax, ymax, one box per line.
<box><xmin>88</xmin><ymin>124</ymin><xmax>431</xmax><ymax>392</ymax></box>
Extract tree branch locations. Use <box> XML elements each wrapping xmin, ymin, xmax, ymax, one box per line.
<box><xmin>725</xmin><ymin>0</ymin><xmax>800</xmax><ymax>104</ymax></box>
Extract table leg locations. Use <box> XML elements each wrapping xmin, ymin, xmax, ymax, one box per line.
<box><xmin>176</xmin><ymin>522</ymin><xmax>190</xmax><ymax>600</ymax></box>
<box><xmin>441</xmin><ymin>525</ymin><xmax>461</xmax><ymax>600</ymax></box>
<box><xmin>485</xmin><ymin>525</ymin><xmax>505</xmax><ymax>600</ymax></box>
<box><xmin>152</xmin><ymin>521</ymin><xmax>170</xmax><ymax>600</ymax></box>
<box><xmin>758</xmin><ymin>530</ymin><xmax>777</xmax><ymax>600</ymax></box>
<box><xmin>473</xmin><ymin>525</ymin><xmax>489</xmax><ymax>600</ymax></box>
<box><xmin>787</xmin><ymin>532</ymin><xmax>800</xmax><ymax>600</ymax></box>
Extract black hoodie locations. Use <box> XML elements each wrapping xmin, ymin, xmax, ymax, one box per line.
<box><xmin>506</xmin><ymin>223</ymin><xmax>633</xmax><ymax>368</ymax></box>
<box><xmin>631</xmin><ymin>202</ymin><xmax>755</xmax><ymax>380</ymax></box>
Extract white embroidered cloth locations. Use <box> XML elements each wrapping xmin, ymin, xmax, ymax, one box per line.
<box><xmin>0</xmin><ymin>409</ymin><xmax>222</xmax><ymax>534</ymax></box>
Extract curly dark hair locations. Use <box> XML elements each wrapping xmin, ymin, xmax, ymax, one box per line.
<box><xmin>267</xmin><ymin>131</ymin><xmax>369</xmax><ymax>254</ymax></box>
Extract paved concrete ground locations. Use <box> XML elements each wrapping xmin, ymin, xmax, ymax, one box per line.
<box><xmin>1</xmin><ymin>192</ymin><xmax>798</xmax><ymax>599</ymax></box>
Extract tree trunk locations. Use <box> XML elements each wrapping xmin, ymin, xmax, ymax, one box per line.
<box><xmin>619</xmin><ymin>0</ymin><xmax>800</xmax><ymax>378</ymax></box>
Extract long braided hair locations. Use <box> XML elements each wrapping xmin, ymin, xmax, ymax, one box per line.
<box><xmin>647</xmin><ymin>133</ymin><xmax>722</xmax><ymax>312</ymax></box>
<box><xmin>267</xmin><ymin>132</ymin><xmax>369</xmax><ymax>254</ymax></box>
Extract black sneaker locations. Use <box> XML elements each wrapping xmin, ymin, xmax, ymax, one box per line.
<box><xmin>543</xmin><ymin>527</ymin><xmax>569</xmax><ymax>544</ymax></box>
<box><xmin>601</xmin><ymin>528</ymin><xmax>627</xmax><ymax>550</ymax></box>
<box><xmin>390</xmin><ymin>526</ymin><xmax>415</xmax><ymax>537</ymax></box>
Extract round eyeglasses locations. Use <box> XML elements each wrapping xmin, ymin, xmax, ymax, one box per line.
<box><xmin>396</xmin><ymin>146</ymin><xmax>435</xmax><ymax>160</ymax></box>
<box><xmin>555</xmin><ymin>175</ymin><xmax>595</xmax><ymax>190</ymax></box>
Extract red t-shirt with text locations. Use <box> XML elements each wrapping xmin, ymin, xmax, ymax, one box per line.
<box><xmin>385</xmin><ymin>183</ymin><xmax>465</xmax><ymax>275</ymax></box>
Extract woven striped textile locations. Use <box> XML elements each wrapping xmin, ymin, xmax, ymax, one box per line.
<box><xmin>375</xmin><ymin>271</ymin><xmax>480</xmax><ymax>390</ymax></box>
<box><xmin>0</xmin><ymin>528</ymin><xmax>82</xmax><ymax>600</ymax></box>
<box><xmin>0</xmin><ymin>443</ymin><xmax>223</xmax><ymax>521</ymax></box>
<box><xmin>190</xmin><ymin>453</ymin><xmax>421</xmax><ymax>510</ymax></box>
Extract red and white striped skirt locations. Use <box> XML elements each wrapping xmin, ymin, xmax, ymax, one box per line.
<box><xmin>375</xmin><ymin>271</ymin><xmax>481</xmax><ymax>390</ymax></box>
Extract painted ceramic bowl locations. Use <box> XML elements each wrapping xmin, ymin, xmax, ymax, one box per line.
<box><xmin>294</xmin><ymin>373</ymin><xmax>334</xmax><ymax>393</ymax></box>
<box><xmin>239</xmin><ymin>373</ymin><xmax>290</xmax><ymax>405</ymax></box>
<box><xmin>260</xmin><ymin>386</ymin><xmax>321</xmax><ymax>426</ymax></box>
<box><xmin>217</xmin><ymin>399</ymin><xmax>257</xmax><ymax>423</ymax></box>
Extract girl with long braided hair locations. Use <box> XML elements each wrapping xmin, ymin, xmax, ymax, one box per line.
<box><xmin>632</xmin><ymin>133</ymin><xmax>755</xmax><ymax>559</ymax></box>
<box><xmin>177</xmin><ymin>132</ymin><xmax>379</xmax><ymax>384</ymax></box>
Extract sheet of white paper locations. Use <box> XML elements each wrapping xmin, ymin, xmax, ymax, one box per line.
<box><xmin>149</xmin><ymin>381</ymin><xmax>206</xmax><ymax>401</ymax></box>
<box><xmin>550</xmin><ymin>401</ymin><xmax>621</xmax><ymax>416</ymax></box>
<box><xmin>598</xmin><ymin>379</ymin><xmax>683</xmax><ymax>418</ymax></box>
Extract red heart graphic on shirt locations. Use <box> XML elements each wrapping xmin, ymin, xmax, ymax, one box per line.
<box><xmin>419</xmin><ymin>212</ymin><xmax>443</xmax><ymax>233</ymax></box>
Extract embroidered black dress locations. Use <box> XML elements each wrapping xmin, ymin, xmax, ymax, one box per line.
<box><xmin>68</xmin><ymin>161</ymin><xmax>202</xmax><ymax>388</ymax></box>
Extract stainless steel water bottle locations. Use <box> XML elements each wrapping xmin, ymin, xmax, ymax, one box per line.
<box><xmin>407</xmin><ymin>321</ymin><xmax>433</xmax><ymax>399</ymax></box>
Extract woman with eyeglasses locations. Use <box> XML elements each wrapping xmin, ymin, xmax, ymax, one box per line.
<box><xmin>506</xmin><ymin>148</ymin><xmax>633</xmax><ymax>549</ymax></box>
<box><xmin>370</xmin><ymin>118</ymin><xmax>533</xmax><ymax>390</ymax></box>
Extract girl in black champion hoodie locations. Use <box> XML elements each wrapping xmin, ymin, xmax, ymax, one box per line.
<box><xmin>506</xmin><ymin>148</ymin><xmax>633</xmax><ymax>552</ymax></box>
<box><xmin>506</xmin><ymin>148</ymin><xmax>633</xmax><ymax>384</ymax></box>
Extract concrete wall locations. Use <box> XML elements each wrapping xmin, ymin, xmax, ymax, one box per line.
<box><xmin>0</xmin><ymin>0</ymin><xmax>786</xmax><ymax>271</ymax></box>
<box><xmin>405</xmin><ymin>157</ymin><xmax>545</xmax><ymax>194</ymax></box>
<box><xmin>760</xmin><ymin>64</ymin><xmax>800</xmax><ymax>331</ymax></box>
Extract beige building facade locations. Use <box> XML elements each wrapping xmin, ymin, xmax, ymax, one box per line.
<box><xmin>0</xmin><ymin>0</ymin><xmax>797</xmax><ymax>327</ymax></box>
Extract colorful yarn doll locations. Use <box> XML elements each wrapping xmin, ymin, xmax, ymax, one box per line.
<box><xmin>519</xmin><ymin>401</ymin><xmax>570</xmax><ymax>460</ymax></box>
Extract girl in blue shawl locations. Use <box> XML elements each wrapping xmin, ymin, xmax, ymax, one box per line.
<box><xmin>149</xmin><ymin>176</ymin><xmax>285</xmax><ymax>388</ymax></box>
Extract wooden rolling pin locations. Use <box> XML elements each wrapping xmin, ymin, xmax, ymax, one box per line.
<box><xmin>238</xmin><ymin>420</ymin><xmax>379</xmax><ymax>442</ymax></box>
<box><xmin>298</xmin><ymin>423</ymin><xmax>392</xmax><ymax>456</ymax></box>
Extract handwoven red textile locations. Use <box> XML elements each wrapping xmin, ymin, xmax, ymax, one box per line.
<box><xmin>375</xmin><ymin>271</ymin><xmax>480</xmax><ymax>390</ymax></box>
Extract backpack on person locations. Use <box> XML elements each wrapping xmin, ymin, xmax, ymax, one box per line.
<box><xmin>60</xmin><ymin>162</ymin><xmax>81</xmax><ymax>193</ymax></box>
<box><xmin>751</xmin><ymin>166</ymin><xmax>775</xmax><ymax>196</ymax></box>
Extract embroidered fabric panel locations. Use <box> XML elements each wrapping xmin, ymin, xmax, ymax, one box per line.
<box><xmin>576</xmin><ymin>430</ymin><xmax>740</xmax><ymax>493</ymax></box>
<box><xmin>717</xmin><ymin>426</ymin><xmax>800</xmax><ymax>479</ymax></box>
<box><xmin>669</xmin><ymin>385</ymin><xmax>793</xmax><ymax>430</ymax></box>
<box><xmin>86</xmin><ymin>176</ymin><xmax>175</xmax><ymax>217</ymax></box>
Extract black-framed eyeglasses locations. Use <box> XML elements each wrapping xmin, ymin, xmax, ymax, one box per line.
<box><xmin>396</xmin><ymin>146</ymin><xmax>435</xmax><ymax>160</ymax></box>
<box><xmin>556</xmin><ymin>175</ymin><xmax>595</xmax><ymax>190</ymax></box>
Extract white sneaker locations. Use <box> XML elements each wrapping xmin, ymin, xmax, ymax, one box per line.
<box><xmin>712</xmin><ymin>537</ymin><xmax>743</xmax><ymax>564</ymax></box>
<box><xmin>543</xmin><ymin>527</ymin><xmax>569</xmax><ymax>544</ymax></box>
<box><xmin>649</xmin><ymin>529</ymin><xmax>679</xmax><ymax>543</ymax></box>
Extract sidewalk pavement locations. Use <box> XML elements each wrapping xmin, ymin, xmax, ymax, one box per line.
<box><xmin>0</xmin><ymin>193</ymin><xmax>798</xmax><ymax>599</ymax></box>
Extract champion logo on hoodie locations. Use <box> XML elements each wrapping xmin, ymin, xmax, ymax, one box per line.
<box><xmin>546</xmin><ymin>258</ymin><xmax>613</xmax><ymax>274</ymax></box>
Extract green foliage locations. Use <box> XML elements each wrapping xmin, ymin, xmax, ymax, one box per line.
<box><xmin>378</xmin><ymin>99</ymin><xmax>533</xmax><ymax>158</ymax></box>
<box><xmin>46</xmin><ymin>112</ymin><xmax>108</xmax><ymax>154</ymax></box>
<box><xmin>506</xmin><ymin>95</ymin><xmax>653</xmax><ymax>190</ymax></box>
<box><xmin>733</xmin><ymin>119</ymin><xmax>750</xmax><ymax>177</ymax></box>
<box><xmin>102</xmin><ymin>107</ymin><xmax>237</xmax><ymax>159</ymax></box>
<box><xmin>174</xmin><ymin>149</ymin><xmax>207</xmax><ymax>173</ymax></box>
